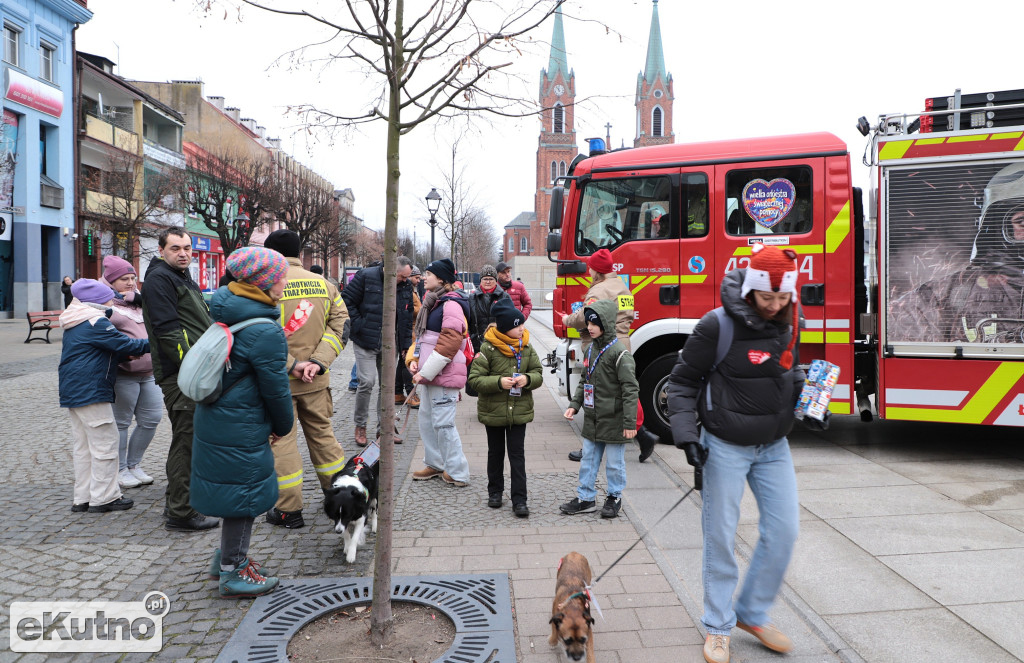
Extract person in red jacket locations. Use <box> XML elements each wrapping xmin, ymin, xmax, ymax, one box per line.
<box><xmin>496</xmin><ymin>262</ymin><xmax>532</xmax><ymax>318</ymax></box>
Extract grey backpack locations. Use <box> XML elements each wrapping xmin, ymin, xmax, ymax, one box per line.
<box><xmin>177</xmin><ymin>318</ymin><xmax>277</xmax><ymax>404</ymax></box>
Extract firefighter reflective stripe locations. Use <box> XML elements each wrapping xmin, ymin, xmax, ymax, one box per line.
<box><xmin>885</xmin><ymin>362</ymin><xmax>1024</xmax><ymax>424</ymax></box>
<box><xmin>323</xmin><ymin>331</ymin><xmax>342</xmax><ymax>355</ymax></box>
<box><xmin>826</xmin><ymin>201</ymin><xmax>850</xmax><ymax>254</ymax></box>
<box><xmin>314</xmin><ymin>457</ymin><xmax>346</xmax><ymax>477</ymax></box>
<box><xmin>332</xmin><ymin>294</ymin><xmax>345</xmax><ymax>309</ymax></box>
<box><xmin>278</xmin><ymin>468</ymin><xmax>303</xmax><ymax>489</ymax></box>
<box><xmin>800</xmin><ymin>319</ymin><xmax>850</xmax><ymax>344</ymax></box>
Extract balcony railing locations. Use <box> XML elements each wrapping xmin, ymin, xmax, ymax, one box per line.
<box><xmin>84</xmin><ymin>114</ymin><xmax>139</xmax><ymax>153</ymax></box>
<box><xmin>83</xmin><ymin>189</ymin><xmax>140</xmax><ymax>218</ymax></box>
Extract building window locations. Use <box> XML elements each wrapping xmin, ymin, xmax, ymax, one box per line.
<box><xmin>40</xmin><ymin>41</ymin><xmax>54</xmax><ymax>83</ymax></box>
<box><xmin>4</xmin><ymin>23</ymin><xmax>21</xmax><ymax>67</ymax></box>
<box><xmin>509</xmin><ymin>236</ymin><xmax>515</xmax><ymax>252</ymax></box>
<box><xmin>520</xmin><ymin>236</ymin><xmax>528</xmax><ymax>252</ymax></box>
<box><xmin>559</xmin><ymin>161</ymin><xmax>567</xmax><ymax>177</ymax></box>
<box><xmin>550</xmin><ymin>161</ymin><xmax>557</xmax><ymax>184</ymax></box>
<box><xmin>652</xmin><ymin>107</ymin><xmax>663</xmax><ymax>137</ymax></box>
<box><xmin>553</xmin><ymin>103</ymin><xmax>563</xmax><ymax>133</ymax></box>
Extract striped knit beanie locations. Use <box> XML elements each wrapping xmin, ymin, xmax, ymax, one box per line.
<box><xmin>741</xmin><ymin>245</ymin><xmax>800</xmax><ymax>370</ymax></box>
<box><xmin>225</xmin><ymin>246</ymin><xmax>289</xmax><ymax>292</ymax></box>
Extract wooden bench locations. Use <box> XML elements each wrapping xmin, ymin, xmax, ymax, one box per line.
<box><xmin>25</xmin><ymin>310</ymin><xmax>62</xmax><ymax>344</ymax></box>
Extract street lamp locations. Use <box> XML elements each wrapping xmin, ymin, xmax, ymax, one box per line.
<box><xmin>340</xmin><ymin>241</ymin><xmax>348</xmax><ymax>282</ymax></box>
<box><xmin>425</xmin><ymin>187</ymin><xmax>441</xmax><ymax>262</ymax></box>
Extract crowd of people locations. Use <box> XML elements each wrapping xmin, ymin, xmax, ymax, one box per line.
<box><xmin>57</xmin><ymin>232</ymin><xmax>817</xmax><ymax>662</ymax></box>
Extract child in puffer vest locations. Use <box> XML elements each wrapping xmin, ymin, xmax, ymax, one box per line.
<box><xmin>466</xmin><ymin>298</ymin><xmax>543</xmax><ymax>517</ymax></box>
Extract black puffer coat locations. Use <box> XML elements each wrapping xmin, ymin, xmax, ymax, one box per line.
<box><xmin>342</xmin><ymin>264</ymin><xmax>414</xmax><ymax>352</ymax></box>
<box><xmin>666</xmin><ymin>268</ymin><xmax>805</xmax><ymax>447</ymax></box>
<box><xmin>467</xmin><ymin>285</ymin><xmax>510</xmax><ymax>352</ymax></box>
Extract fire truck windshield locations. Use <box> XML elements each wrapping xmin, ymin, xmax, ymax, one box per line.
<box><xmin>576</xmin><ymin>176</ymin><xmax>672</xmax><ymax>253</ymax></box>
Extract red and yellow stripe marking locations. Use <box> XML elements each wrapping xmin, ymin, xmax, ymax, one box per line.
<box><xmin>886</xmin><ymin>362</ymin><xmax>1024</xmax><ymax>424</ymax></box>
<box><xmin>879</xmin><ymin>131</ymin><xmax>1024</xmax><ymax>161</ymax></box>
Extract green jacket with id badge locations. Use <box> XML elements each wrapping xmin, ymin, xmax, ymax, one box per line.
<box><xmin>568</xmin><ymin>298</ymin><xmax>639</xmax><ymax>444</ymax></box>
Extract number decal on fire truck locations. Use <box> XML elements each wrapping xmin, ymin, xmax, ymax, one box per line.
<box><xmin>726</xmin><ymin>255</ymin><xmax>815</xmax><ymax>280</ymax></box>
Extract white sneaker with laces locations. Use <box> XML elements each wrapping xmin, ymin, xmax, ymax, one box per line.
<box><xmin>128</xmin><ymin>465</ymin><xmax>154</xmax><ymax>485</ymax></box>
<box><xmin>118</xmin><ymin>468</ymin><xmax>141</xmax><ymax>489</ymax></box>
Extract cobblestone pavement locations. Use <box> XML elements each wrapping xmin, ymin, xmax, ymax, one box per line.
<box><xmin>0</xmin><ymin>319</ymin><xmax>419</xmax><ymax>663</ymax></box>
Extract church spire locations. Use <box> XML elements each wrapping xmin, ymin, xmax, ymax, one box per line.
<box><xmin>643</xmin><ymin>0</ymin><xmax>667</xmax><ymax>85</ymax></box>
<box><xmin>544</xmin><ymin>6</ymin><xmax>570</xmax><ymax>83</ymax></box>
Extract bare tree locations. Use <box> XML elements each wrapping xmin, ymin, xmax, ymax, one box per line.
<box><xmin>352</xmin><ymin>226</ymin><xmax>384</xmax><ymax>267</ymax></box>
<box><xmin>309</xmin><ymin>204</ymin><xmax>359</xmax><ymax>271</ymax></box>
<box><xmin>208</xmin><ymin>0</ymin><xmax>566</xmax><ymax>644</ymax></box>
<box><xmin>183</xmin><ymin>146</ymin><xmax>270</xmax><ymax>255</ymax></box>
<box><xmin>455</xmin><ymin>207</ymin><xmax>499</xmax><ymax>271</ymax></box>
<box><xmin>274</xmin><ymin>170</ymin><xmax>336</xmax><ymax>250</ymax></box>
<box><xmin>436</xmin><ymin>135</ymin><xmax>483</xmax><ymax>272</ymax></box>
<box><xmin>81</xmin><ymin>147</ymin><xmax>181</xmax><ymax>261</ymax></box>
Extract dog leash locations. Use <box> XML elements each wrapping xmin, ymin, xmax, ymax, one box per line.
<box><xmin>395</xmin><ymin>385</ymin><xmax>418</xmax><ymax>438</ymax></box>
<box><xmin>591</xmin><ymin>486</ymin><xmax>697</xmax><ymax>585</ymax></box>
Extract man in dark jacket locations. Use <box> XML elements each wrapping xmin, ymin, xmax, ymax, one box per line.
<box><xmin>141</xmin><ymin>228</ymin><xmax>218</xmax><ymax>532</ymax></box>
<box><xmin>341</xmin><ymin>256</ymin><xmax>413</xmax><ymax>446</ymax></box>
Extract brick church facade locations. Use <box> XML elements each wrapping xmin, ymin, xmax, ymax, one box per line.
<box><xmin>502</xmin><ymin>1</ymin><xmax>672</xmax><ymax>289</ymax></box>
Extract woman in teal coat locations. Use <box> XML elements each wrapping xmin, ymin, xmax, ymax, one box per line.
<box><xmin>191</xmin><ymin>247</ymin><xmax>294</xmax><ymax>598</ymax></box>
<box><xmin>467</xmin><ymin>298</ymin><xmax>543</xmax><ymax>517</ymax></box>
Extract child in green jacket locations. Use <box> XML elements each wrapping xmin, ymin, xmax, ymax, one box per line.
<box><xmin>467</xmin><ymin>298</ymin><xmax>543</xmax><ymax>517</ymax></box>
<box><xmin>560</xmin><ymin>298</ymin><xmax>639</xmax><ymax>519</ymax></box>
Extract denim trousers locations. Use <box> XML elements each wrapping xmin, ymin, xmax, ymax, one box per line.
<box><xmin>220</xmin><ymin>516</ymin><xmax>254</xmax><ymax>570</ymax></box>
<box><xmin>576</xmin><ymin>438</ymin><xmax>626</xmax><ymax>502</ymax></box>
<box><xmin>111</xmin><ymin>374</ymin><xmax>163</xmax><ymax>471</ymax></box>
<box><xmin>700</xmin><ymin>428</ymin><xmax>799</xmax><ymax>635</ymax></box>
<box><xmin>418</xmin><ymin>384</ymin><xmax>470</xmax><ymax>482</ymax></box>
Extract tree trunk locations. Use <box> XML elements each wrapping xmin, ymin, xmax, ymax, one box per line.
<box><xmin>369</xmin><ymin>0</ymin><xmax>404</xmax><ymax>648</ymax></box>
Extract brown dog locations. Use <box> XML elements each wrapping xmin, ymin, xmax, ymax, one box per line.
<box><xmin>548</xmin><ymin>551</ymin><xmax>595</xmax><ymax>663</ymax></box>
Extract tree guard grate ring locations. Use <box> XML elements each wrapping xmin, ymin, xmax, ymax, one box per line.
<box><xmin>216</xmin><ymin>573</ymin><xmax>516</xmax><ymax>662</ymax></box>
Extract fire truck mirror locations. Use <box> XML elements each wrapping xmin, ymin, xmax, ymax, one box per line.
<box><xmin>801</xmin><ymin>283</ymin><xmax>825</xmax><ymax>306</ymax></box>
<box><xmin>549</xmin><ymin>187</ymin><xmax>564</xmax><ymax>230</ymax></box>
<box><xmin>546</xmin><ymin>232</ymin><xmax>562</xmax><ymax>258</ymax></box>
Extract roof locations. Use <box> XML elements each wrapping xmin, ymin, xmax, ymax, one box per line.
<box><xmin>642</xmin><ymin>0</ymin><xmax>668</xmax><ymax>86</ymax></box>
<box><xmin>581</xmin><ymin>132</ymin><xmax>847</xmax><ymax>172</ymax></box>
<box><xmin>504</xmin><ymin>211</ymin><xmax>535</xmax><ymax>229</ymax></box>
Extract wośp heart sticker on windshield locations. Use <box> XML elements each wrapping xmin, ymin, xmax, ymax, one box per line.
<box><xmin>742</xmin><ymin>178</ymin><xmax>796</xmax><ymax>229</ymax></box>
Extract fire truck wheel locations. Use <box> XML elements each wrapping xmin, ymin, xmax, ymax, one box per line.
<box><xmin>638</xmin><ymin>352</ymin><xmax>679</xmax><ymax>442</ymax></box>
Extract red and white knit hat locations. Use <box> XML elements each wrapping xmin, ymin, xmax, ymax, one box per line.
<box><xmin>741</xmin><ymin>245</ymin><xmax>799</xmax><ymax>369</ymax></box>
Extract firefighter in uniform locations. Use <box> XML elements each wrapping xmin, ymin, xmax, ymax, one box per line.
<box><xmin>263</xmin><ymin>230</ymin><xmax>351</xmax><ymax>529</ymax></box>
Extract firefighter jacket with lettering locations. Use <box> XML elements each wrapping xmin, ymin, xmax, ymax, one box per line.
<box><xmin>278</xmin><ymin>258</ymin><xmax>351</xmax><ymax>395</ymax></box>
<box><xmin>563</xmin><ymin>272</ymin><xmax>634</xmax><ymax>352</ymax></box>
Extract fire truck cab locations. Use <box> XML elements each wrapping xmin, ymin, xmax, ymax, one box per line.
<box><xmin>546</xmin><ymin>133</ymin><xmax>861</xmax><ymax>440</ymax></box>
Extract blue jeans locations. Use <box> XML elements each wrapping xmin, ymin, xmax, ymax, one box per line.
<box><xmin>576</xmin><ymin>438</ymin><xmax>626</xmax><ymax>502</ymax></box>
<box><xmin>419</xmin><ymin>384</ymin><xmax>469</xmax><ymax>482</ymax></box>
<box><xmin>349</xmin><ymin>364</ymin><xmax>359</xmax><ymax>390</ymax></box>
<box><xmin>700</xmin><ymin>429</ymin><xmax>799</xmax><ymax>635</ymax></box>
<box><xmin>111</xmin><ymin>374</ymin><xmax>163</xmax><ymax>471</ymax></box>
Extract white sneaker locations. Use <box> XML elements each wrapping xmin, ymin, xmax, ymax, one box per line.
<box><xmin>128</xmin><ymin>465</ymin><xmax>154</xmax><ymax>485</ymax></box>
<box><xmin>118</xmin><ymin>468</ymin><xmax>141</xmax><ymax>489</ymax></box>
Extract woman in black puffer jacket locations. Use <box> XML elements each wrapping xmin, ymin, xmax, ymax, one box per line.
<box><xmin>666</xmin><ymin>246</ymin><xmax>820</xmax><ymax>663</ymax></box>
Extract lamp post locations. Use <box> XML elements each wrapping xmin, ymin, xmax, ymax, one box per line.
<box><xmin>425</xmin><ymin>187</ymin><xmax>441</xmax><ymax>262</ymax></box>
<box><xmin>340</xmin><ymin>241</ymin><xmax>348</xmax><ymax>283</ymax></box>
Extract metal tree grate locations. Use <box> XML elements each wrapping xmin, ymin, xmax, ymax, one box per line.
<box><xmin>216</xmin><ymin>574</ymin><xmax>516</xmax><ymax>663</ymax></box>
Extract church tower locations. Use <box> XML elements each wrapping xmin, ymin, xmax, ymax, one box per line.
<box><xmin>529</xmin><ymin>7</ymin><xmax>578</xmax><ymax>256</ymax></box>
<box><xmin>634</xmin><ymin>0</ymin><xmax>674</xmax><ymax>147</ymax></box>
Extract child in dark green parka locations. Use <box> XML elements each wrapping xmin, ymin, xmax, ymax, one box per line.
<box><xmin>560</xmin><ymin>298</ymin><xmax>639</xmax><ymax>519</ymax></box>
<box><xmin>467</xmin><ymin>298</ymin><xmax>543</xmax><ymax>517</ymax></box>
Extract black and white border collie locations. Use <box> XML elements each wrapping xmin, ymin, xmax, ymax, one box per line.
<box><xmin>323</xmin><ymin>455</ymin><xmax>379</xmax><ymax>563</ymax></box>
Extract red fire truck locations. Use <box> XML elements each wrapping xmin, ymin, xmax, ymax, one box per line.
<box><xmin>547</xmin><ymin>90</ymin><xmax>1024</xmax><ymax>439</ymax></box>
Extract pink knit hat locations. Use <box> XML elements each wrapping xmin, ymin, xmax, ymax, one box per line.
<box><xmin>102</xmin><ymin>255</ymin><xmax>136</xmax><ymax>283</ymax></box>
<box><xmin>225</xmin><ymin>246</ymin><xmax>289</xmax><ymax>291</ymax></box>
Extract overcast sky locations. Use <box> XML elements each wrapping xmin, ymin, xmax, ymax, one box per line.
<box><xmin>78</xmin><ymin>0</ymin><xmax>1024</xmax><ymax>244</ymax></box>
